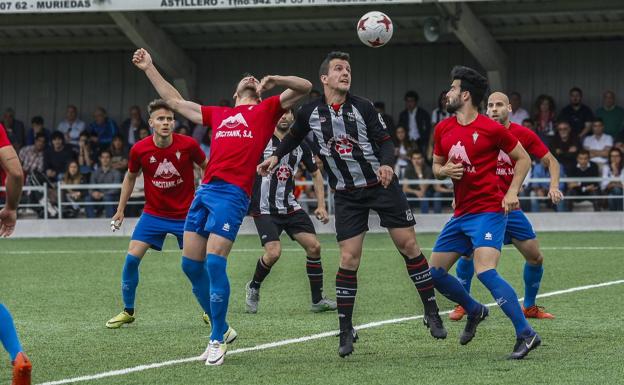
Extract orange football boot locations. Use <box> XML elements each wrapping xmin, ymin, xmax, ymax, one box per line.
<box><xmin>448</xmin><ymin>305</ymin><xmax>466</xmax><ymax>321</ymax></box>
<box><xmin>523</xmin><ymin>305</ymin><xmax>554</xmax><ymax>319</ymax></box>
<box><xmin>12</xmin><ymin>352</ymin><xmax>32</xmax><ymax>385</ymax></box>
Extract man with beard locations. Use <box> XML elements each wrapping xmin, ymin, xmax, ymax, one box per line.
<box><xmin>258</xmin><ymin>51</ymin><xmax>446</xmax><ymax>359</ymax></box>
<box><xmin>245</xmin><ymin>110</ymin><xmax>336</xmax><ymax>314</ymax></box>
<box><xmin>133</xmin><ymin>48</ymin><xmax>311</xmax><ymax>366</ymax></box>
<box><xmin>429</xmin><ymin>66</ymin><xmax>540</xmax><ymax>360</ymax></box>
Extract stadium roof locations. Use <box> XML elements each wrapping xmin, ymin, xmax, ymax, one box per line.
<box><xmin>0</xmin><ymin>0</ymin><xmax>623</xmax><ymax>52</ymax></box>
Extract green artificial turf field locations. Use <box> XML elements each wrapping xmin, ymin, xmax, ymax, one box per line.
<box><xmin>1</xmin><ymin>231</ymin><xmax>623</xmax><ymax>385</ymax></box>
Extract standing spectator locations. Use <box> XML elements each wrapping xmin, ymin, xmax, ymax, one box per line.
<box><xmin>86</xmin><ymin>150</ymin><xmax>122</xmax><ymax>218</ymax></box>
<box><xmin>566</xmin><ymin>150</ymin><xmax>600</xmax><ymax>211</ymax></box>
<box><xmin>109</xmin><ymin>134</ymin><xmax>129</xmax><ymax>173</ymax></box>
<box><xmin>61</xmin><ymin>161</ymin><xmax>86</xmax><ymax>218</ymax></box>
<box><xmin>595</xmin><ymin>90</ymin><xmax>624</xmax><ymax>138</ymax></box>
<box><xmin>77</xmin><ymin>131</ymin><xmax>95</xmax><ymax>177</ymax></box>
<box><xmin>89</xmin><ymin>107</ymin><xmax>119</xmax><ymax>151</ymax></box>
<box><xmin>398</xmin><ymin>90</ymin><xmax>431</xmax><ymax>152</ymax></box>
<box><xmin>19</xmin><ymin>133</ymin><xmax>47</xmax><ymax>176</ymax></box>
<box><xmin>2</xmin><ymin>108</ymin><xmax>25</xmax><ymax>150</ymax></box>
<box><xmin>532</xmin><ymin>94</ymin><xmax>556</xmax><ymax>144</ymax></box>
<box><xmin>402</xmin><ymin>150</ymin><xmax>433</xmax><ymax>214</ymax></box>
<box><xmin>392</xmin><ymin>126</ymin><xmax>415</xmax><ymax>178</ymax></box>
<box><xmin>550</xmin><ymin>121</ymin><xmax>580</xmax><ymax>173</ymax></box>
<box><xmin>509</xmin><ymin>92</ymin><xmax>530</xmax><ymax>124</ymax></box>
<box><xmin>56</xmin><ymin>105</ymin><xmax>86</xmax><ymax>148</ymax></box>
<box><xmin>25</xmin><ymin>116</ymin><xmax>51</xmax><ymax>146</ymax></box>
<box><xmin>120</xmin><ymin>105</ymin><xmax>148</xmax><ymax>147</ymax></box>
<box><xmin>44</xmin><ymin>131</ymin><xmax>75</xmax><ymax>181</ymax></box>
<box><xmin>583</xmin><ymin>118</ymin><xmax>613</xmax><ymax>167</ymax></box>
<box><xmin>557</xmin><ymin>87</ymin><xmax>594</xmax><ymax>138</ymax></box>
<box><xmin>601</xmin><ymin>148</ymin><xmax>623</xmax><ymax>211</ymax></box>
<box><xmin>374</xmin><ymin>101</ymin><xmax>395</xmax><ymax>134</ymax></box>
<box><xmin>427</xmin><ymin>91</ymin><xmax>451</xmax><ymax>162</ymax></box>
<box><xmin>529</xmin><ymin>161</ymin><xmax>566</xmax><ymax>212</ymax></box>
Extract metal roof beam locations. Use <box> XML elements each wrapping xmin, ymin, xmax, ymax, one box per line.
<box><xmin>439</xmin><ymin>2</ymin><xmax>507</xmax><ymax>90</ymax></box>
<box><xmin>108</xmin><ymin>12</ymin><xmax>196</xmax><ymax>99</ymax></box>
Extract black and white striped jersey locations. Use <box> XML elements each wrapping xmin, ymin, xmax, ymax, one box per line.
<box><xmin>250</xmin><ymin>135</ymin><xmax>318</xmax><ymax>216</ymax></box>
<box><xmin>291</xmin><ymin>94</ymin><xmax>392</xmax><ymax>191</ymax></box>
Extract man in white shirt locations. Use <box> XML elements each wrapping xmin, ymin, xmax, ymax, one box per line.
<box><xmin>583</xmin><ymin>118</ymin><xmax>613</xmax><ymax>166</ymax></box>
<box><xmin>56</xmin><ymin>105</ymin><xmax>86</xmax><ymax>147</ymax></box>
<box><xmin>509</xmin><ymin>92</ymin><xmax>530</xmax><ymax>124</ymax></box>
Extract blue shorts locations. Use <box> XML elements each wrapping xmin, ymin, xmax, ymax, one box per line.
<box><xmin>504</xmin><ymin>210</ymin><xmax>536</xmax><ymax>245</ymax></box>
<box><xmin>184</xmin><ymin>181</ymin><xmax>250</xmax><ymax>242</ymax></box>
<box><xmin>433</xmin><ymin>212</ymin><xmax>508</xmax><ymax>255</ymax></box>
<box><xmin>131</xmin><ymin>213</ymin><xmax>185</xmax><ymax>251</ymax></box>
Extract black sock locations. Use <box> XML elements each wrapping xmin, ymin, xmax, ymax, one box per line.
<box><xmin>402</xmin><ymin>252</ymin><xmax>439</xmax><ymax>314</ymax></box>
<box><xmin>336</xmin><ymin>267</ymin><xmax>357</xmax><ymax>332</ymax></box>
<box><xmin>306</xmin><ymin>256</ymin><xmax>324</xmax><ymax>303</ymax></box>
<box><xmin>124</xmin><ymin>308</ymin><xmax>134</xmax><ymax>316</ymax></box>
<box><xmin>250</xmin><ymin>256</ymin><xmax>272</xmax><ymax>289</ymax></box>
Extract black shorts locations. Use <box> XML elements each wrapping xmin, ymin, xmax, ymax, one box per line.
<box><xmin>253</xmin><ymin>210</ymin><xmax>317</xmax><ymax>246</ymax></box>
<box><xmin>334</xmin><ymin>179</ymin><xmax>415</xmax><ymax>242</ymax></box>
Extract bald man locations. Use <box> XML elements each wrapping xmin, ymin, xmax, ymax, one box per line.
<box><xmin>450</xmin><ymin>91</ymin><xmax>563</xmax><ymax>322</ymax></box>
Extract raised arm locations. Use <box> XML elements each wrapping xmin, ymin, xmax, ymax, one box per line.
<box><xmin>256</xmin><ymin>75</ymin><xmax>312</xmax><ymax>110</ymax></box>
<box><xmin>132</xmin><ymin>49</ymin><xmax>203</xmax><ymax>125</ymax></box>
<box><xmin>0</xmin><ymin>145</ymin><xmax>24</xmax><ymax>237</ymax></box>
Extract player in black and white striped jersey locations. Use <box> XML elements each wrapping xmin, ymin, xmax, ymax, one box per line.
<box><xmin>258</xmin><ymin>52</ymin><xmax>446</xmax><ymax>358</ymax></box>
<box><xmin>246</xmin><ymin>110</ymin><xmax>337</xmax><ymax>314</ymax></box>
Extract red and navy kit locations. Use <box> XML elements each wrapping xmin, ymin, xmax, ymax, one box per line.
<box><xmin>128</xmin><ymin>133</ymin><xmax>205</xmax><ymax>220</ymax></box>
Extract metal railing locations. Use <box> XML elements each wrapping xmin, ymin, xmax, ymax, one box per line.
<box><xmin>9</xmin><ymin>176</ymin><xmax>622</xmax><ymax>219</ymax></box>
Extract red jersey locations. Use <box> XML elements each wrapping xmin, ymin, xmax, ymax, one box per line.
<box><xmin>128</xmin><ymin>133</ymin><xmax>206</xmax><ymax>220</ymax></box>
<box><xmin>201</xmin><ymin>95</ymin><xmax>285</xmax><ymax>196</ymax></box>
<box><xmin>496</xmin><ymin>122</ymin><xmax>549</xmax><ymax>192</ymax></box>
<box><xmin>434</xmin><ymin>114</ymin><xmax>518</xmax><ymax>216</ymax></box>
<box><xmin>0</xmin><ymin>124</ymin><xmax>11</xmax><ymax>186</ymax></box>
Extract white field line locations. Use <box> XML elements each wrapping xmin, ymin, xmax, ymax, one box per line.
<box><xmin>4</xmin><ymin>246</ymin><xmax>624</xmax><ymax>255</ymax></box>
<box><xmin>36</xmin><ymin>279</ymin><xmax>624</xmax><ymax>385</ymax></box>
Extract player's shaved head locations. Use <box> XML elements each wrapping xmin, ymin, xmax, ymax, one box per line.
<box><xmin>488</xmin><ymin>92</ymin><xmax>509</xmax><ymax>105</ymax></box>
<box><xmin>486</xmin><ymin>91</ymin><xmax>512</xmax><ymax>127</ymax></box>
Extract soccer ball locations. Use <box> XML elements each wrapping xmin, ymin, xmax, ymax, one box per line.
<box><xmin>356</xmin><ymin>11</ymin><xmax>393</xmax><ymax>48</ymax></box>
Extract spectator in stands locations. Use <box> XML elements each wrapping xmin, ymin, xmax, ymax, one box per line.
<box><xmin>89</xmin><ymin>107</ymin><xmax>118</xmax><ymax>151</ymax></box>
<box><xmin>509</xmin><ymin>92</ymin><xmax>530</xmax><ymax>124</ymax></box>
<box><xmin>566</xmin><ymin>149</ymin><xmax>600</xmax><ymax>211</ymax></box>
<box><xmin>86</xmin><ymin>150</ymin><xmax>121</xmax><ymax>218</ymax></box>
<box><xmin>392</xmin><ymin>126</ymin><xmax>415</xmax><ymax>178</ymax></box>
<box><xmin>2</xmin><ymin>108</ymin><xmax>25</xmax><ymax>150</ymax></box>
<box><xmin>601</xmin><ymin>147</ymin><xmax>623</xmax><ymax>211</ymax></box>
<box><xmin>532</xmin><ymin>94</ymin><xmax>556</xmax><ymax>144</ymax></box>
<box><xmin>176</xmin><ymin>125</ymin><xmax>191</xmax><ymax>136</ymax></box>
<box><xmin>398</xmin><ymin>90</ymin><xmax>431</xmax><ymax>153</ymax></box>
<box><xmin>427</xmin><ymin>91</ymin><xmax>451</xmax><ymax>161</ymax></box>
<box><xmin>374</xmin><ymin>101</ymin><xmax>395</xmax><ymax>134</ymax></box>
<box><xmin>557</xmin><ymin>87</ymin><xmax>594</xmax><ymax>138</ymax></box>
<box><xmin>596</xmin><ymin>90</ymin><xmax>624</xmax><ymax>138</ymax></box>
<box><xmin>57</xmin><ymin>105</ymin><xmax>86</xmax><ymax>148</ymax></box>
<box><xmin>583</xmin><ymin>118</ymin><xmax>613</xmax><ymax>167</ymax></box>
<box><xmin>529</xmin><ymin>161</ymin><xmax>567</xmax><ymax>212</ymax></box>
<box><xmin>137</xmin><ymin>126</ymin><xmax>150</xmax><ymax>140</ymax></box>
<box><xmin>309</xmin><ymin>89</ymin><xmax>321</xmax><ymax>102</ymax></box>
<box><xmin>615</xmin><ymin>129</ymin><xmax>624</xmax><ymax>153</ymax></box>
<box><xmin>26</xmin><ymin>116</ymin><xmax>51</xmax><ymax>146</ymax></box>
<box><xmin>402</xmin><ymin>150</ymin><xmax>433</xmax><ymax>214</ymax></box>
<box><xmin>19</xmin><ymin>132</ymin><xmax>47</xmax><ymax>176</ymax></box>
<box><xmin>522</xmin><ymin>118</ymin><xmax>535</xmax><ymax>130</ymax></box>
<box><xmin>550</xmin><ymin>121</ymin><xmax>581</xmax><ymax>173</ymax></box>
<box><xmin>61</xmin><ymin>160</ymin><xmax>86</xmax><ymax>218</ymax></box>
<box><xmin>77</xmin><ymin>131</ymin><xmax>95</xmax><ymax>177</ymax></box>
<box><xmin>433</xmin><ymin>180</ymin><xmax>454</xmax><ymax>214</ymax></box>
<box><xmin>119</xmin><ymin>105</ymin><xmax>148</xmax><ymax>147</ymax></box>
<box><xmin>109</xmin><ymin>134</ymin><xmax>129</xmax><ymax>173</ymax></box>
<box><xmin>44</xmin><ymin>131</ymin><xmax>75</xmax><ymax>181</ymax></box>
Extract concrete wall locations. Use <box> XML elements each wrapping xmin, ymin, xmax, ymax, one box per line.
<box><xmin>1</xmin><ymin>40</ymin><xmax>623</xmax><ymax>130</ymax></box>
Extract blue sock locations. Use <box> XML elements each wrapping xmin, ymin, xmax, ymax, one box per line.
<box><xmin>206</xmin><ymin>254</ymin><xmax>230</xmax><ymax>343</ymax></box>
<box><xmin>455</xmin><ymin>257</ymin><xmax>475</xmax><ymax>293</ymax></box>
<box><xmin>523</xmin><ymin>263</ymin><xmax>543</xmax><ymax>308</ymax></box>
<box><xmin>430</xmin><ymin>267</ymin><xmax>481</xmax><ymax>315</ymax></box>
<box><xmin>121</xmin><ymin>254</ymin><xmax>142</xmax><ymax>311</ymax></box>
<box><xmin>0</xmin><ymin>304</ymin><xmax>22</xmax><ymax>361</ymax></box>
<box><xmin>181</xmin><ymin>256</ymin><xmax>213</xmax><ymax>323</ymax></box>
<box><xmin>477</xmin><ymin>269</ymin><xmax>533</xmax><ymax>338</ymax></box>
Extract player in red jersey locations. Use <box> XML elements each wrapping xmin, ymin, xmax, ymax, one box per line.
<box><xmin>0</xmin><ymin>124</ymin><xmax>31</xmax><ymax>385</ymax></box>
<box><xmin>133</xmin><ymin>48</ymin><xmax>311</xmax><ymax>365</ymax></box>
<box><xmin>449</xmin><ymin>92</ymin><xmax>563</xmax><ymax>321</ymax></box>
<box><xmin>430</xmin><ymin>66</ymin><xmax>541</xmax><ymax>360</ymax></box>
<box><xmin>105</xmin><ymin>99</ymin><xmax>211</xmax><ymax>330</ymax></box>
